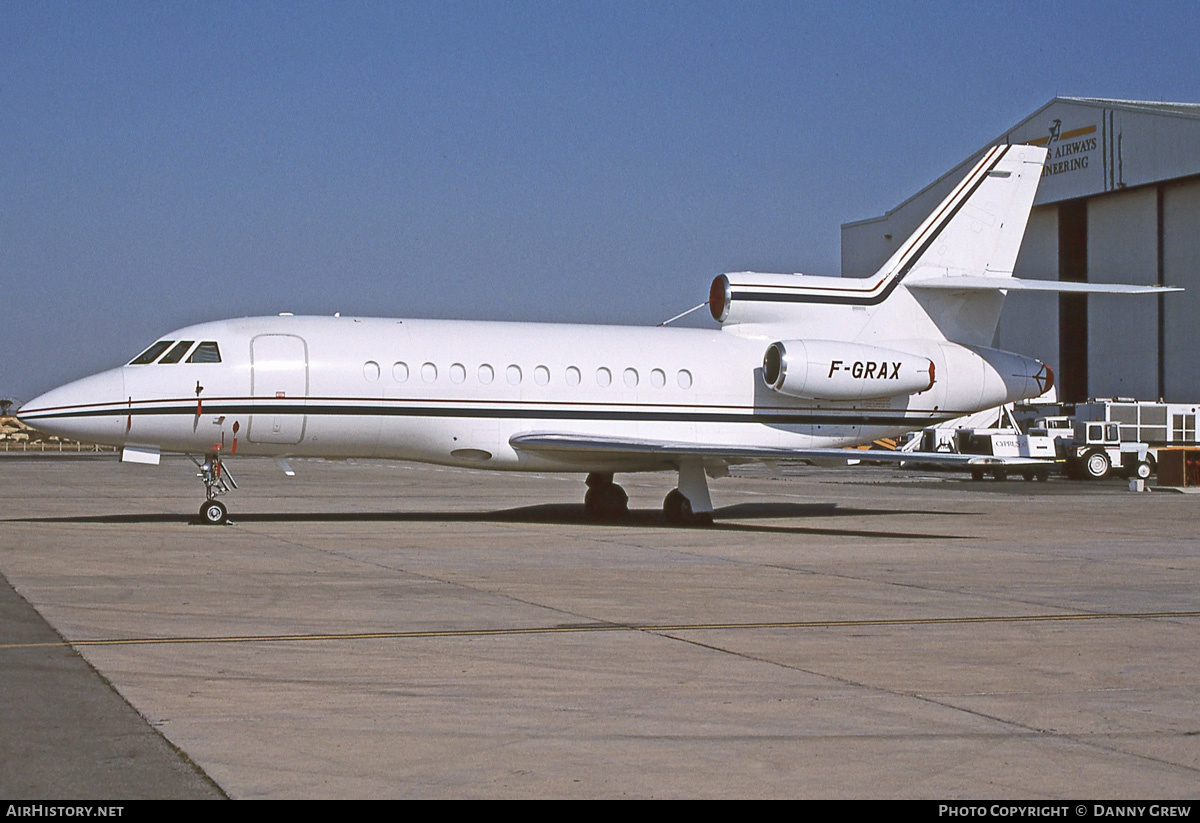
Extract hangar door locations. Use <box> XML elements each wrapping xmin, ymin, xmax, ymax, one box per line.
<box><xmin>249</xmin><ymin>334</ymin><xmax>308</xmax><ymax>445</ymax></box>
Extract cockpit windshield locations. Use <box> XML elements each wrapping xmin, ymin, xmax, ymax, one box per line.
<box><xmin>130</xmin><ymin>341</ymin><xmax>174</xmax><ymax>365</ymax></box>
<box><xmin>158</xmin><ymin>341</ymin><xmax>195</xmax><ymax>364</ymax></box>
<box><xmin>128</xmin><ymin>340</ymin><xmax>223</xmax><ymax>365</ymax></box>
<box><xmin>187</xmin><ymin>342</ymin><xmax>222</xmax><ymax>363</ymax></box>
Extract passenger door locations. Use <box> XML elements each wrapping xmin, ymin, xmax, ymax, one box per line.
<box><xmin>249</xmin><ymin>334</ymin><xmax>308</xmax><ymax>445</ymax></box>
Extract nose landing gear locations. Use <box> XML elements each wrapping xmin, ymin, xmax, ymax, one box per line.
<box><xmin>191</xmin><ymin>453</ymin><xmax>237</xmax><ymax>525</ymax></box>
<box><xmin>200</xmin><ymin>498</ymin><xmax>228</xmax><ymax>525</ymax></box>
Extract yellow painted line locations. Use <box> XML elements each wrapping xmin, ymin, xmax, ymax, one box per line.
<box><xmin>1060</xmin><ymin>124</ymin><xmax>1097</xmax><ymax>140</ymax></box>
<box><xmin>4</xmin><ymin>610</ymin><xmax>1199</xmax><ymax>650</ymax></box>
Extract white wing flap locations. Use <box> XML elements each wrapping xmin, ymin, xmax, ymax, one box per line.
<box><xmin>509</xmin><ymin>432</ymin><xmax>1051</xmax><ymax>467</ymax></box>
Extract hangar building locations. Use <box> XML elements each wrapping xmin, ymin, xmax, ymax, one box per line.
<box><xmin>842</xmin><ymin>97</ymin><xmax>1200</xmax><ymax>403</ymax></box>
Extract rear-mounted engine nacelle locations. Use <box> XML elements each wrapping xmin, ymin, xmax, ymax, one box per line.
<box><xmin>763</xmin><ymin>340</ymin><xmax>935</xmax><ymax>401</ymax></box>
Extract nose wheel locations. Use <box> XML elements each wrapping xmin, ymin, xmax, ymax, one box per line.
<box><xmin>191</xmin><ymin>453</ymin><xmax>237</xmax><ymax>525</ymax></box>
<box><xmin>200</xmin><ymin>499</ymin><xmax>228</xmax><ymax>525</ymax></box>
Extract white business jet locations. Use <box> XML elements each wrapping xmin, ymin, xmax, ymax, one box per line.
<box><xmin>17</xmin><ymin>144</ymin><xmax>1176</xmax><ymax>525</ymax></box>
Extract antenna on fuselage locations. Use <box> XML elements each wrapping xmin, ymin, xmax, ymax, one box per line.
<box><xmin>658</xmin><ymin>301</ymin><xmax>708</xmax><ymax>327</ymax></box>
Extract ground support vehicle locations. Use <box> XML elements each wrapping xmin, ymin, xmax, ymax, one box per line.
<box><xmin>1054</xmin><ymin>421</ymin><xmax>1153</xmax><ymax>481</ymax></box>
<box><xmin>955</xmin><ymin>430</ymin><xmax>1057</xmax><ymax>481</ymax></box>
<box><xmin>911</xmin><ymin>424</ymin><xmax>1058</xmax><ymax>481</ymax></box>
<box><xmin>1020</xmin><ymin>398</ymin><xmax>1200</xmax><ymax>480</ymax></box>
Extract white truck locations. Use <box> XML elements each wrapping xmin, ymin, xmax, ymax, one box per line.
<box><xmin>1024</xmin><ymin>398</ymin><xmax>1200</xmax><ymax>480</ymax></box>
<box><xmin>1035</xmin><ymin>419</ymin><xmax>1154</xmax><ymax>480</ymax></box>
<box><xmin>950</xmin><ymin>430</ymin><xmax>1057</xmax><ymax>481</ymax></box>
<box><xmin>1074</xmin><ymin>399</ymin><xmax>1199</xmax><ymax>455</ymax></box>
<box><xmin>910</xmin><ymin>405</ymin><xmax>1058</xmax><ymax>481</ymax></box>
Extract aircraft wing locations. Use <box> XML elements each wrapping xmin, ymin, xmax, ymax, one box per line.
<box><xmin>509</xmin><ymin>432</ymin><xmax>1052</xmax><ymax>467</ymax></box>
<box><xmin>906</xmin><ymin>275</ymin><xmax>1181</xmax><ymax>294</ymax></box>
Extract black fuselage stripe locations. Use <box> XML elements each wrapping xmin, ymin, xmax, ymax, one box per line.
<box><xmin>729</xmin><ymin>146</ymin><xmax>1009</xmax><ymax>306</ymax></box>
<box><xmin>28</xmin><ymin>403</ymin><xmax>956</xmax><ymax>427</ymax></box>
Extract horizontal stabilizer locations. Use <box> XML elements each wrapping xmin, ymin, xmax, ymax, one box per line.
<box><xmin>907</xmin><ymin>276</ymin><xmax>1182</xmax><ymax>295</ymax></box>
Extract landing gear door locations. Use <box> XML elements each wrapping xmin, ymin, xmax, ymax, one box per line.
<box><xmin>249</xmin><ymin>334</ymin><xmax>308</xmax><ymax>445</ymax></box>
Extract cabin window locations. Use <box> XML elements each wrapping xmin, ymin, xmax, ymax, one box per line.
<box><xmin>158</xmin><ymin>341</ymin><xmax>195</xmax><ymax>364</ymax></box>
<box><xmin>534</xmin><ymin>365</ymin><xmax>549</xmax><ymax>386</ymax></box>
<box><xmin>677</xmin><ymin>370</ymin><xmax>693</xmax><ymax>389</ymax></box>
<box><xmin>596</xmin><ymin>367</ymin><xmax>612</xmax><ymax>387</ymax></box>
<box><xmin>130</xmin><ymin>341</ymin><xmax>174</xmax><ymax>365</ymax></box>
<box><xmin>450</xmin><ymin>363</ymin><xmax>466</xmax><ymax>384</ymax></box>
<box><xmin>187</xmin><ymin>342</ymin><xmax>222</xmax><ymax>364</ymax></box>
<box><xmin>565</xmin><ymin>366</ymin><xmax>581</xmax><ymax>386</ymax></box>
<box><xmin>393</xmin><ymin>362</ymin><xmax>409</xmax><ymax>382</ymax></box>
<box><xmin>624</xmin><ymin>368</ymin><xmax>638</xmax><ymax>388</ymax></box>
<box><xmin>479</xmin><ymin>364</ymin><xmax>494</xmax><ymax>384</ymax></box>
<box><xmin>650</xmin><ymin>368</ymin><xmax>665</xmax><ymax>388</ymax></box>
<box><xmin>422</xmin><ymin>363</ymin><xmax>437</xmax><ymax>382</ymax></box>
<box><xmin>363</xmin><ymin>361</ymin><xmax>380</xmax><ymax>381</ymax></box>
<box><xmin>506</xmin><ymin>365</ymin><xmax>522</xmax><ymax>385</ymax></box>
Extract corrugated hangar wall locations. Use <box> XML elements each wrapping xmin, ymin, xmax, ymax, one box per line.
<box><xmin>842</xmin><ymin>98</ymin><xmax>1200</xmax><ymax>403</ymax></box>
<box><xmin>995</xmin><ymin>206</ymin><xmax>1058</xmax><ymax>381</ymax></box>
<box><xmin>1087</xmin><ymin>186</ymin><xmax>1158</xmax><ymax>400</ymax></box>
<box><xmin>1163</xmin><ymin>179</ymin><xmax>1200</xmax><ymax>400</ymax></box>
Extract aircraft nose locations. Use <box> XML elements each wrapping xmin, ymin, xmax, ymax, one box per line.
<box><xmin>17</xmin><ymin>368</ymin><xmax>128</xmax><ymax>446</ymax></box>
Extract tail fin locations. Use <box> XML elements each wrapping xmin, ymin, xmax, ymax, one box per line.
<box><xmin>714</xmin><ymin>144</ymin><xmax>1171</xmax><ymax>345</ymax></box>
<box><xmin>712</xmin><ymin>144</ymin><xmax>1047</xmax><ymax>344</ymax></box>
<box><xmin>860</xmin><ymin>143</ymin><xmax>1047</xmax><ymax>345</ymax></box>
<box><xmin>879</xmin><ymin>144</ymin><xmax>1045</xmax><ymax>288</ymax></box>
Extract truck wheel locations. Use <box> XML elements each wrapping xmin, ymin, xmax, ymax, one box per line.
<box><xmin>1131</xmin><ymin>460</ymin><xmax>1152</xmax><ymax>481</ymax></box>
<box><xmin>1083</xmin><ymin>449</ymin><xmax>1111</xmax><ymax>480</ymax></box>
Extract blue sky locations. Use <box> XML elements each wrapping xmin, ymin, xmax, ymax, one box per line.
<box><xmin>3</xmin><ymin>1</ymin><xmax>1199</xmax><ymax>401</ymax></box>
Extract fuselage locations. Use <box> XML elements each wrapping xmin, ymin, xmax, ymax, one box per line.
<box><xmin>18</xmin><ymin>146</ymin><xmax>1060</xmax><ymax>478</ymax></box>
<box><xmin>18</xmin><ymin>314</ymin><xmax>1046</xmax><ymax>472</ymax></box>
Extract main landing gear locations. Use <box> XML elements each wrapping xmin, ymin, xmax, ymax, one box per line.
<box><xmin>663</xmin><ymin>458</ymin><xmax>714</xmax><ymax>527</ymax></box>
<box><xmin>583</xmin><ymin>460</ymin><xmax>715</xmax><ymax>527</ymax></box>
<box><xmin>584</xmin><ymin>472</ymin><xmax>629</xmax><ymax>521</ymax></box>
<box><xmin>192</xmin><ymin>453</ymin><xmax>238</xmax><ymax>525</ymax></box>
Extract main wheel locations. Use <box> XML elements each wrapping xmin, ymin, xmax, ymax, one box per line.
<box><xmin>663</xmin><ymin>488</ymin><xmax>690</xmax><ymax>525</ymax></box>
<box><xmin>199</xmin><ymin>499</ymin><xmax>228</xmax><ymax>525</ymax></box>
<box><xmin>662</xmin><ymin>489</ymin><xmax>713</xmax><ymax>527</ymax></box>
<box><xmin>1083</xmin><ymin>449</ymin><xmax>1111</xmax><ymax>480</ymax></box>
<box><xmin>584</xmin><ymin>482</ymin><xmax>628</xmax><ymax>521</ymax></box>
<box><xmin>585</xmin><ymin>472</ymin><xmax>614</xmax><ymax>489</ymax></box>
